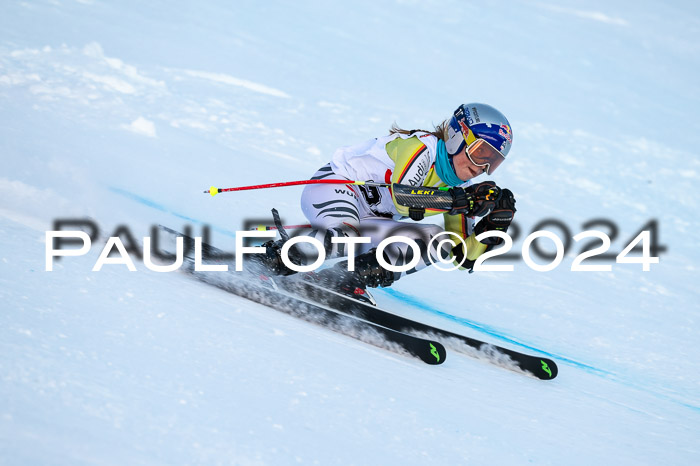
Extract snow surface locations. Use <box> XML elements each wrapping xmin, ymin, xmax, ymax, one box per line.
<box><xmin>1</xmin><ymin>0</ymin><xmax>699</xmax><ymax>464</ymax></box>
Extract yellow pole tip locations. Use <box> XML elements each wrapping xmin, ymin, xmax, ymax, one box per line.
<box><xmin>209</xmin><ymin>186</ymin><xmax>218</xmax><ymax>196</ymax></box>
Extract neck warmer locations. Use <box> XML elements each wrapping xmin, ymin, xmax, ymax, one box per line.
<box><xmin>435</xmin><ymin>139</ymin><xmax>464</xmax><ymax>186</ymax></box>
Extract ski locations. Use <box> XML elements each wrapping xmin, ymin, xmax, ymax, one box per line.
<box><xmin>158</xmin><ymin>226</ymin><xmax>446</xmax><ymax>365</ymax></box>
<box><xmin>157</xmin><ymin>225</ymin><xmax>557</xmax><ymax>378</ymax></box>
<box><xmin>279</xmin><ymin>276</ymin><xmax>558</xmax><ymax>380</ymax></box>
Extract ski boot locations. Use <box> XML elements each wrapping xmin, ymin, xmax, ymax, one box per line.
<box><xmin>248</xmin><ymin>238</ymin><xmax>305</xmax><ymax>276</ymax></box>
<box><xmin>347</xmin><ymin>249</ymin><xmax>396</xmax><ymax>288</ymax></box>
<box><xmin>310</xmin><ymin>249</ymin><xmax>396</xmax><ymax>296</ymax></box>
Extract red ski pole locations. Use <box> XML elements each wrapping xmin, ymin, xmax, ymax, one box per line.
<box><xmin>204</xmin><ymin>179</ymin><xmax>390</xmax><ymax>196</ymax></box>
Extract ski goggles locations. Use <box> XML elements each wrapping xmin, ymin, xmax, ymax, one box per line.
<box><xmin>446</xmin><ymin>113</ymin><xmax>505</xmax><ymax>175</ymax></box>
<box><xmin>465</xmin><ymin>138</ymin><xmax>505</xmax><ymax>175</ymax></box>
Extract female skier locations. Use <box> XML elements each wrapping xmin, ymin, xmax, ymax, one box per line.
<box><xmin>259</xmin><ymin>103</ymin><xmax>517</xmax><ymax>289</ymax></box>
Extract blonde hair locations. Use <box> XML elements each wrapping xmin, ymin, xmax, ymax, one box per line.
<box><xmin>389</xmin><ymin>121</ymin><xmax>448</xmax><ymax>141</ymax></box>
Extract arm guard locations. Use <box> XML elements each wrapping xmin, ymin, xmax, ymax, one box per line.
<box><xmin>392</xmin><ymin>183</ymin><xmax>501</xmax><ymax>221</ymax></box>
<box><xmin>392</xmin><ymin>184</ymin><xmax>454</xmax><ymax>221</ymax></box>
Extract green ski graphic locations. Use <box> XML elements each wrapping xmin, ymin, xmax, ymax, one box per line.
<box><xmin>430</xmin><ymin>343</ymin><xmax>440</xmax><ymax>362</ymax></box>
<box><xmin>541</xmin><ymin>360</ymin><xmax>552</xmax><ymax>378</ymax></box>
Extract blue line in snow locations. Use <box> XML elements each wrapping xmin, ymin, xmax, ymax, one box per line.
<box><xmin>380</xmin><ymin>289</ymin><xmax>700</xmax><ymax>413</ymax></box>
<box><xmin>379</xmin><ymin>287</ymin><xmax>611</xmax><ymax>376</ymax></box>
<box><xmin>108</xmin><ymin>186</ymin><xmax>239</xmax><ymax>238</ymax></box>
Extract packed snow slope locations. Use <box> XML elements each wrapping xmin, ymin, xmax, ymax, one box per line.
<box><xmin>1</xmin><ymin>1</ymin><xmax>699</xmax><ymax>464</ymax></box>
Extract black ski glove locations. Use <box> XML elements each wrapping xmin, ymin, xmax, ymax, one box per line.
<box><xmin>458</xmin><ymin>188</ymin><xmax>516</xmax><ymax>272</ymax></box>
<box><xmin>448</xmin><ymin>181</ymin><xmax>501</xmax><ymax>217</ymax></box>
<box><xmin>472</xmin><ymin>188</ymin><xmax>516</xmax><ymax>245</ymax></box>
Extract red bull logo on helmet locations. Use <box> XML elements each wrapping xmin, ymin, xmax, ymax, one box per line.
<box><xmin>499</xmin><ymin>124</ymin><xmax>512</xmax><ymax>144</ymax></box>
<box><xmin>458</xmin><ymin>119</ymin><xmax>470</xmax><ymax>139</ymax></box>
